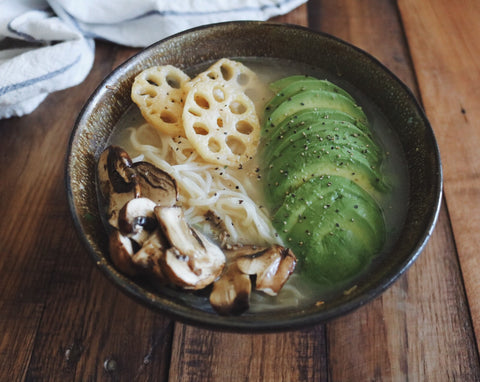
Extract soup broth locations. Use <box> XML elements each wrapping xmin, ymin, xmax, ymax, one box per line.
<box><xmin>106</xmin><ymin>57</ymin><xmax>409</xmax><ymax>313</ymax></box>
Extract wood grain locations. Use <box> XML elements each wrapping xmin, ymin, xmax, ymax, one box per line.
<box><xmin>398</xmin><ymin>0</ymin><xmax>480</xmax><ymax>353</ymax></box>
<box><xmin>310</xmin><ymin>0</ymin><xmax>480</xmax><ymax>380</ymax></box>
<box><xmin>170</xmin><ymin>325</ymin><xmax>326</xmax><ymax>381</ymax></box>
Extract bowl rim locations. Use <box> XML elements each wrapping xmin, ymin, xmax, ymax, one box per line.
<box><xmin>65</xmin><ymin>20</ymin><xmax>443</xmax><ymax>332</ymax></box>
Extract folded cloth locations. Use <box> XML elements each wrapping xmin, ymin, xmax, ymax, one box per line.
<box><xmin>49</xmin><ymin>0</ymin><xmax>307</xmax><ymax>47</ymax></box>
<box><xmin>0</xmin><ymin>0</ymin><xmax>306</xmax><ymax>119</ymax></box>
<box><xmin>0</xmin><ymin>0</ymin><xmax>94</xmax><ymax>118</ymax></box>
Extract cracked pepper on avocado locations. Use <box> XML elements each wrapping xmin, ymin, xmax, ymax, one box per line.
<box><xmin>97</xmin><ymin>58</ymin><xmax>398</xmax><ymax>315</ymax></box>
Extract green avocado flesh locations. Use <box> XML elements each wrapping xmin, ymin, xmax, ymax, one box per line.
<box><xmin>273</xmin><ymin>176</ymin><xmax>386</xmax><ymax>284</ymax></box>
<box><xmin>266</xmin><ymin>89</ymin><xmax>368</xmax><ymax>130</ymax></box>
<box><xmin>261</xmin><ymin>76</ymin><xmax>389</xmax><ymax>286</ymax></box>
<box><xmin>264</xmin><ymin>78</ymin><xmax>356</xmax><ymax>119</ymax></box>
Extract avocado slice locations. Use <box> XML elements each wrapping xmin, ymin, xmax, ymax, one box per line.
<box><xmin>268</xmin><ymin>75</ymin><xmax>316</xmax><ymax>93</ymax></box>
<box><xmin>266</xmin><ymin>89</ymin><xmax>368</xmax><ymax>129</ymax></box>
<box><xmin>263</xmin><ymin>138</ymin><xmax>387</xmax><ymax>208</ymax></box>
<box><xmin>262</xmin><ymin>118</ymin><xmax>381</xmax><ymax>166</ymax></box>
<box><xmin>265</xmin><ymin>78</ymin><xmax>356</xmax><ymax>120</ymax></box>
<box><xmin>262</xmin><ymin>107</ymin><xmax>370</xmax><ymax>140</ymax></box>
<box><xmin>272</xmin><ymin>176</ymin><xmax>386</xmax><ymax>285</ymax></box>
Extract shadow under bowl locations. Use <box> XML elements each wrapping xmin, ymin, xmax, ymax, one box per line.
<box><xmin>66</xmin><ymin>21</ymin><xmax>442</xmax><ymax>332</ymax></box>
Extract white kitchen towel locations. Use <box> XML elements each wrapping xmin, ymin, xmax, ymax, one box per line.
<box><xmin>0</xmin><ymin>0</ymin><xmax>306</xmax><ymax>119</ymax></box>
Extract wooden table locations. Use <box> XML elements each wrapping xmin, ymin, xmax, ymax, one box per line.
<box><xmin>2</xmin><ymin>0</ymin><xmax>480</xmax><ymax>380</ymax></box>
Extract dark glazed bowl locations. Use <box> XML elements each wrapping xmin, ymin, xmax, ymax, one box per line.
<box><xmin>66</xmin><ymin>21</ymin><xmax>442</xmax><ymax>332</ymax></box>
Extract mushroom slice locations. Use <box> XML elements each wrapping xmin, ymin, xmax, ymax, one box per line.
<box><xmin>236</xmin><ymin>245</ymin><xmax>297</xmax><ymax>296</ymax></box>
<box><xmin>224</xmin><ymin>244</ymin><xmax>268</xmax><ymax>260</ymax></box>
<box><xmin>97</xmin><ymin>146</ymin><xmax>140</xmax><ymax>228</ymax></box>
<box><xmin>132</xmin><ymin>161</ymin><xmax>178</xmax><ymax>207</ymax></box>
<box><xmin>209</xmin><ymin>262</ymin><xmax>251</xmax><ymax>316</ymax></box>
<box><xmin>131</xmin><ymin>229</ymin><xmax>169</xmax><ymax>281</ymax></box>
<box><xmin>118</xmin><ymin>197</ymin><xmax>157</xmax><ymax>246</ymax></box>
<box><xmin>108</xmin><ymin>230</ymin><xmax>139</xmax><ymax>277</ymax></box>
<box><xmin>155</xmin><ymin>206</ymin><xmax>226</xmax><ymax>290</ymax></box>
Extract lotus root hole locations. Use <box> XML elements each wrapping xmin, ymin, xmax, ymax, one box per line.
<box><xmin>226</xmin><ymin>136</ymin><xmax>246</xmax><ymax>155</ymax></box>
<box><xmin>208</xmin><ymin>138</ymin><xmax>222</xmax><ymax>153</ymax></box>
<box><xmin>213</xmin><ymin>87</ymin><xmax>225</xmax><ymax>102</ymax></box>
<box><xmin>220</xmin><ymin>64</ymin><xmax>233</xmax><ymax>81</ymax></box>
<box><xmin>217</xmin><ymin>118</ymin><xmax>224</xmax><ymax>128</ymax></box>
<box><xmin>236</xmin><ymin>73</ymin><xmax>249</xmax><ymax>86</ymax></box>
<box><xmin>140</xmin><ymin>88</ymin><xmax>157</xmax><ymax>98</ymax></box>
<box><xmin>146</xmin><ymin>76</ymin><xmax>160</xmax><ymax>87</ymax></box>
<box><xmin>188</xmin><ymin>108</ymin><xmax>202</xmax><ymax>117</ymax></box>
<box><xmin>236</xmin><ymin>121</ymin><xmax>254</xmax><ymax>134</ymax></box>
<box><xmin>194</xmin><ymin>94</ymin><xmax>210</xmax><ymax>109</ymax></box>
<box><xmin>166</xmin><ymin>74</ymin><xmax>182</xmax><ymax>89</ymax></box>
<box><xmin>160</xmin><ymin>110</ymin><xmax>177</xmax><ymax>124</ymax></box>
<box><xmin>229</xmin><ymin>101</ymin><xmax>247</xmax><ymax>114</ymax></box>
<box><xmin>207</xmin><ymin>71</ymin><xmax>218</xmax><ymax>80</ymax></box>
<box><xmin>193</xmin><ymin>123</ymin><xmax>209</xmax><ymax>135</ymax></box>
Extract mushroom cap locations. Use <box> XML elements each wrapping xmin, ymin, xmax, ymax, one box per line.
<box><xmin>97</xmin><ymin>146</ymin><xmax>140</xmax><ymax>229</ymax></box>
<box><xmin>132</xmin><ymin>161</ymin><xmax>178</xmax><ymax>207</ymax></box>
<box><xmin>108</xmin><ymin>230</ymin><xmax>139</xmax><ymax>276</ymax></box>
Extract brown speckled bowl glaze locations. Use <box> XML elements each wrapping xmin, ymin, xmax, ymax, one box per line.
<box><xmin>66</xmin><ymin>21</ymin><xmax>442</xmax><ymax>332</ymax></box>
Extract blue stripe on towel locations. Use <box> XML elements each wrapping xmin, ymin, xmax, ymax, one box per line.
<box><xmin>0</xmin><ymin>54</ymin><xmax>81</xmax><ymax>96</ymax></box>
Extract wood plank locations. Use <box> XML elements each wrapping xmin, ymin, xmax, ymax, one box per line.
<box><xmin>0</xmin><ymin>302</ymin><xmax>44</xmax><ymax>381</ymax></box>
<box><xmin>26</xmin><ymin>269</ymin><xmax>173</xmax><ymax>381</ymax></box>
<box><xmin>170</xmin><ymin>325</ymin><xmax>326</xmax><ymax>381</ymax></box>
<box><xmin>309</xmin><ymin>0</ymin><xmax>480</xmax><ymax>380</ymax></box>
<box><xmin>398</xmin><ymin>0</ymin><xmax>480</xmax><ymax>353</ymax></box>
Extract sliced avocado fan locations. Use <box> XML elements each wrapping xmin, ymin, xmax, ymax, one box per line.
<box><xmin>260</xmin><ymin>76</ymin><xmax>389</xmax><ymax>286</ymax></box>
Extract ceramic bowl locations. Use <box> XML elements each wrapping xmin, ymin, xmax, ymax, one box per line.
<box><xmin>66</xmin><ymin>21</ymin><xmax>442</xmax><ymax>332</ymax></box>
